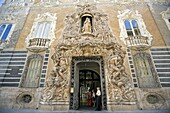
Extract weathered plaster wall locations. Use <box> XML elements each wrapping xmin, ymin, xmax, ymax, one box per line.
<box><xmin>148</xmin><ymin>3</ymin><xmax>170</xmax><ymax>46</ymax></box>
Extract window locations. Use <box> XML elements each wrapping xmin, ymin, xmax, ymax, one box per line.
<box><xmin>26</xmin><ymin>13</ymin><xmax>57</xmax><ymax>47</ymax></box>
<box><xmin>124</xmin><ymin>20</ymin><xmax>140</xmax><ymax>36</ymax></box>
<box><xmin>118</xmin><ymin>9</ymin><xmax>153</xmax><ymax>47</ymax></box>
<box><xmin>0</xmin><ymin>24</ymin><xmax>12</xmax><ymax>41</ymax></box>
<box><xmin>21</xmin><ymin>54</ymin><xmax>43</xmax><ymax>88</ymax></box>
<box><xmin>34</xmin><ymin>22</ymin><xmax>51</xmax><ymax>38</ymax></box>
<box><xmin>133</xmin><ymin>53</ymin><xmax>160</xmax><ymax>88</ymax></box>
<box><xmin>0</xmin><ymin>0</ymin><xmax>3</xmax><ymax>7</ymax></box>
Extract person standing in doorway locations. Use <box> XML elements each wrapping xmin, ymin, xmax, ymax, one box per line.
<box><xmin>88</xmin><ymin>89</ymin><xmax>92</xmax><ymax>107</ymax></box>
<box><xmin>92</xmin><ymin>89</ymin><xmax>95</xmax><ymax>107</ymax></box>
<box><xmin>95</xmin><ymin>87</ymin><xmax>101</xmax><ymax>111</ymax></box>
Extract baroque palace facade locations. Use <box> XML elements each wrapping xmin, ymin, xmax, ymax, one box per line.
<box><xmin>0</xmin><ymin>0</ymin><xmax>170</xmax><ymax>111</ymax></box>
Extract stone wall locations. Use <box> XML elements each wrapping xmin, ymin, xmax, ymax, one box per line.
<box><xmin>0</xmin><ymin>0</ymin><xmax>170</xmax><ymax>111</ymax></box>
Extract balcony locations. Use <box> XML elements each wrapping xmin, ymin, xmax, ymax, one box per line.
<box><xmin>27</xmin><ymin>38</ymin><xmax>50</xmax><ymax>52</ymax></box>
<box><xmin>125</xmin><ymin>36</ymin><xmax>152</xmax><ymax>51</ymax></box>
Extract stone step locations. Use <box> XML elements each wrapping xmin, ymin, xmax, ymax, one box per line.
<box><xmin>0</xmin><ymin>109</ymin><xmax>170</xmax><ymax>113</ymax></box>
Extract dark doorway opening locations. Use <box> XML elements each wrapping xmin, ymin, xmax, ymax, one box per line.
<box><xmin>79</xmin><ymin>69</ymin><xmax>100</xmax><ymax>109</ymax></box>
<box><xmin>69</xmin><ymin>56</ymin><xmax>107</xmax><ymax>110</ymax></box>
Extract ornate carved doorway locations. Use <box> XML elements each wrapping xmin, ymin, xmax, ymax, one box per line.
<box><xmin>69</xmin><ymin>56</ymin><xmax>107</xmax><ymax>110</ymax></box>
<box><xmin>40</xmin><ymin>4</ymin><xmax>137</xmax><ymax>111</ymax></box>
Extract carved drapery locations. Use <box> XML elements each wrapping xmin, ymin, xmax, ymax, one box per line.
<box><xmin>40</xmin><ymin>4</ymin><xmax>136</xmax><ymax>105</ymax></box>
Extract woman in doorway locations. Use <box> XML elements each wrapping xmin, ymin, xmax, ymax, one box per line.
<box><xmin>87</xmin><ymin>89</ymin><xmax>92</xmax><ymax>107</ymax></box>
<box><xmin>92</xmin><ymin>89</ymin><xmax>96</xmax><ymax>107</ymax></box>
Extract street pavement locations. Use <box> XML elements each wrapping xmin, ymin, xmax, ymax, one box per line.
<box><xmin>0</xmin><ymin>108</ymin><xmax>170</xmax><ymax>113</ymax></box>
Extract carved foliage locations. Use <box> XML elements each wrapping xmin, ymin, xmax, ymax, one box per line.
<box><xmin>40</xmin><ymin>4</ymin><xmax>136</xmax><ymax>104</ymax></box>
<box><xmin>41</xmin><ymin>51</ymin><xmax>69</xmax><ymax>102</ymax></box>
<box><xmin>61</xmin><ymin>4</ymin><xmax>115</xmax><ymax>45</ymax></box>
<box><xmin>41</xmin><ymin>42</ymin><xmax>137</xmax><ymax>104</ymax></box>
<box><xmin>106</xmin><ymin>45</ymin><xmax>136</xmax><ymax>103</ymax></box>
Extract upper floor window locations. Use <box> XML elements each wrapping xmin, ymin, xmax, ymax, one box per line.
<box><xmin>0</xmin><ymin>0</ymin><xmax>3</xmax><ymax>7</ymax></box>
<box><xmin>26</xmin><ymin>13</ymin><xmax>56</xmax><ymax>44</ymax></box>
<box><xmin>34</xmin><ymin>21</ymin><xmax>51</xmax><ymax>38</ymax></box>
<box><xmin>124</xmin><ymin>20</ymin><xmax>140</xmax><ymax>36</ymax></box>
<box><xmin>0</xmin><ymin>24</ymin><xmax>12</xmax><ymax>41</ymax></box>
<box><xmin>117</xmin><ymin>9</ymin><xmax>153</xmax><ymax>48</ymax></box>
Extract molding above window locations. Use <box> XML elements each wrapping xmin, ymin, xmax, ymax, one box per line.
<box><xmin>117</xmin><ymin>9</ymin><xmax>153</xmax><ymax>51</ymax></box>
<box><xmin>26</xmin><ymin>12</ymin><xmax>57</xmax><ymax>52</ymax></box>
<box><xmin>161</xmin><ymin>8</ymin><xmax>170</xmax><ymax>31</ymax></box>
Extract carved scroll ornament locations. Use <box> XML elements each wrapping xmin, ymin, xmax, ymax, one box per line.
<box><xmin>40</xmin><ymin>4</ymin><xmax>136</xmax><ymax>105</ymax></box>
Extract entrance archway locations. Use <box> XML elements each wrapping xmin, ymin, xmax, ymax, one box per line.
<box><xmin>69</xmin><ymin>56</ymin><xmax>107</xmax><ymax>110</ymax></box>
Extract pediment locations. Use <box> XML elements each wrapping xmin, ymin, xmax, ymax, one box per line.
<box><xmin>35</xmin><ymin>12</ymin><xmax>57</xmax><ymax>22</ymax></box>
<box><xmin>118</xmin><ymin>9</ymin><xmax>142</xmax><ymax>20</ymax></box>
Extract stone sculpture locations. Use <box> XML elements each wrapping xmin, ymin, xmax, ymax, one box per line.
<box><xmin>40</xmin><ymin>4</ymin><xmax>136</xmax><ymax>105</ymax></box>
<box><xmin>82</xmin><ymin>17</ymin><xmax>92</xmax><ymax>33</ymax></box>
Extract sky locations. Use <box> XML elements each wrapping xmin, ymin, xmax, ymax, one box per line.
<box><xmin>0</xmin><ymin>0</ymin><xmax>4</xmax><ymax>7</ymax></box>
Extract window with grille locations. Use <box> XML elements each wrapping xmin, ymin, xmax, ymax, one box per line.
<box><xmin>21</xmin><ymin>54</ymin><xmax>43</xmax><ymax>88</ymax></box>
<box><xmin>133</xmin><ymin>53</ymin><xmax>160</xmax><ymax>88</ymax></box>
